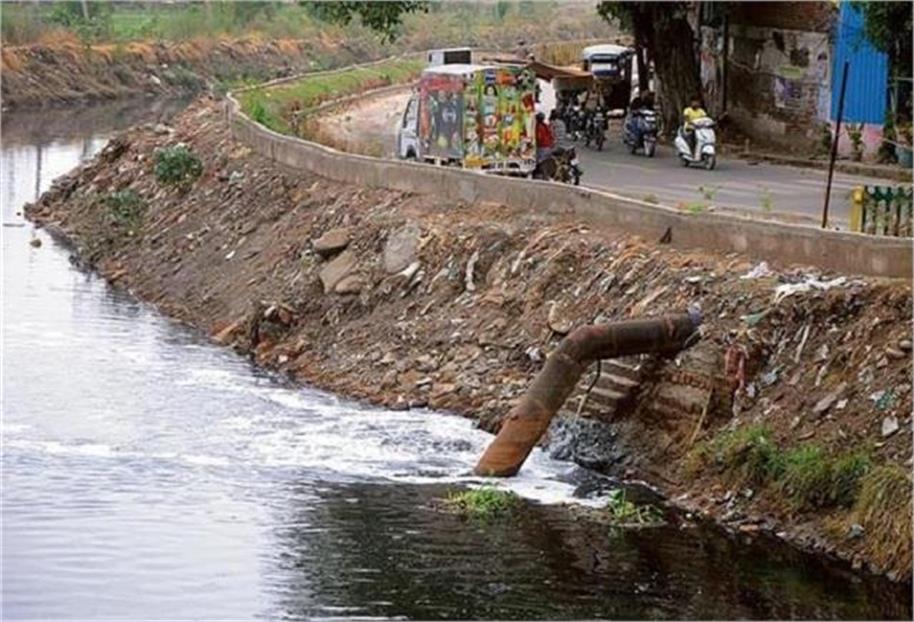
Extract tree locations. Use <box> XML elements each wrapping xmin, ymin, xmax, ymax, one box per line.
<box><xmin>852</xmin><ymin>1</ymin><xmax>912</xmax><ymax>79</ymax></box>
<box><xmin>597</xmin><ymin>1</ymin><xmax>701</xmax><ymax>135</ymax></box>
<box><xmin>303</xmin><ymin>1</ymin><xmax>427</xmax><ymax>43</ymax></box>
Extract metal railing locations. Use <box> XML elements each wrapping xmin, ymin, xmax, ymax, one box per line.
<box><xmin>849</xmin><ymin>185</ymin><xmax>914</xmax><ymax>237</ymax></box>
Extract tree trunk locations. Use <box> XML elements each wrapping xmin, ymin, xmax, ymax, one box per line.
<box><xmin>650</xmin><ymin>13</ymin><xmax>702</xmax><ymax>137</ymax></box>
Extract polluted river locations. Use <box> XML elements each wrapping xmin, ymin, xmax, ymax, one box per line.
<box><xmin>2</xmin><ymin>100</ymin><xmax>911</xmax><ymax>621</ymax></box>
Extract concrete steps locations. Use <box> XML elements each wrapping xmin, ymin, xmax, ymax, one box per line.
<box><xmin>561</xmin><ymin>356</ymin><xmax>646</xmax><ymax>420</ymax></box>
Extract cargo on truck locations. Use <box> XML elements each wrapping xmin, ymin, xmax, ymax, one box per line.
<box><xmin>397</xmin><ymin>64</ymin><xmax>538</xmax><ymax>175</ymax></box>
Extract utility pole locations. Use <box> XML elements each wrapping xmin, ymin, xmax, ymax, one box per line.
<box><xmin>822</xmin><ymin>60</ymin><xmax>849</xmax><ymax>229</ymax></box>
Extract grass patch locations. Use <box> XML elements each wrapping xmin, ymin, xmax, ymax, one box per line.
<box><xmin>444</xmin><ymin>487</ymin><xmax>519</xmax><ymax>520</ymax></box>
<box><xmin>850</xmin><ymin>465</ymin><xmax>913</xmax><ymax>577</ymax></box>
<box><xmin>603</xmin><ymin>489</ymin><xmax>664</xmax><ymax>526</ymax></box>
<box><xmin>778</xmin><ymin>445</ymin><xmax>836</xmax><ymax>510</ymax></box>
<box><xmin>238</xmin><ymin>58</ymin><xmax>424</xmax><ymax>137</ymax></box>
<box><xmin>688</xmin><ymin>424</ymin><xmax>874</xmax><ymax>512</ymax></box>
<box><xmin>688</xmin><ymin>424</ymin><xmax>783</xmax><ymax>486</ymax></box>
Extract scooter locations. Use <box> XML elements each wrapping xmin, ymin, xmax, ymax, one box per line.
<box><xmin>622</xmin><ymin>109</ymin><xmax>658</xmax><ymax>157</ymax></box>
<box><xmin>674</xmin><ymin>117</ymin><xmax>716</xmax><ymax>170</ymax></box>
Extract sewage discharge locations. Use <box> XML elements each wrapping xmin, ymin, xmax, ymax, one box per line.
<box><xmin>475</xmin><ymin>310</ymin><xmax>702</xmax><ymax>477</ymax></box>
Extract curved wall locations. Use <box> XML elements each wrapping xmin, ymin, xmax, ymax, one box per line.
<box><xmin>226</xmin><ymin>89</ymin><xmax>912</xmax><ymax>279</ymax></box>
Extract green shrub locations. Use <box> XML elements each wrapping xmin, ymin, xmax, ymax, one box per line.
<box><xmin>154</xmin><ymin>145</ymin><xmax>203</xmax><ymax>186</ymax></box>
<box><xmin>779</xmin><ymin>445</ymin><xmax>834</xmax><ymax>509</ymax></box>
<box><xmin>103</xmin><ymin>190</ymin><xmax>146</xmax><ymax>229</ymax></box>
<box><xmin>698</xmin><ymin>424</ymin><xmax>783</xmax><ymax>485</ymax></box>
<box><xmin>444</xmin><ymin>487</ymin><xmax>518</xmax><ymax>519</ymax></box>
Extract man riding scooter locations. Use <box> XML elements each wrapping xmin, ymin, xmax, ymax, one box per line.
<box><xmin>674</xmin><ymin>95</ymin><xmax>717</xmax><ymax>170</ymax></box>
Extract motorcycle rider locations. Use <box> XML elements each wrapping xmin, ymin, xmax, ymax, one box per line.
<box><xmin>682</xmin><ymin>95</ymin><xmax>708</xmax><ymax>155</ymax></box>
<box><xmin>535</xmin><ymin>111</ymin><xmax>555</xmax><ymax>164</ymax></box>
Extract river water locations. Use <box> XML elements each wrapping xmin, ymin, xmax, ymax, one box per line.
<box><xmin>2</xmin><ymin>99</ymin><xmax>911</xmax><ymax>621</ymax></box>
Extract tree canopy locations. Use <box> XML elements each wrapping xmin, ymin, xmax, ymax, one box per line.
<box><xmin>303</xmin><ymin>1</ymin><xmax>427</xmax><ymax>43</ymax></box>
<box><xmin>852</xmin><ymin>1</ymin><xmax>913</xmax><ymax>78</ymax></box>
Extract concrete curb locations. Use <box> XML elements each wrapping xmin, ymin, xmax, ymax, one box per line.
<box><xmin>730</xmin><ymin>150</ymin><xmax>913</xmax><ymax>183</ymax></box>
<box><xmin>226</xmin><ymin>88</ymin><xmax>912</xmax><ymax>281</ymax></box>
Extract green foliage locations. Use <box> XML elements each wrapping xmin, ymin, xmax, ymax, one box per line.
<box><xmin>829</xmin><ymin>451</ymin><xmax>872</xmax><ymax>508</ymax></box>
<box><xmin>103</xmin><ymin>190</ymin><xmax>146</xmax><ymax>230</ymax></box>
<box><xmin>445</xmin><ymin>487</ymin><xmax>518</xmax><ymax>519</ymax></box>
<box><xmin>47</xmin><ymin>1</ymin><xmax>114</xmax><ymax>42</ymax></box>
<box><xmin>239</xmin><ymin>58</ymin><xmax>424</xmax><ymax>137</ymax></box>
<box><xmin>303</xmin><ymin>1</ymin><xmax>428</xmax><ymax>42</ymax></box>
<box><xmin>604</xmin><ymin>489</ymin><xmax>664</xmax><ymax>525</ymax></box>
<box><xmin>850</xmin><ymin>464</ymin><xmax>913</xmax><ymax>576</ymax></box>
<box><xmin>851</xmin><ymin>1</ymin><xmax>913</xmax><ymax>77</ymax></box>
<box><xmin>154</xmin><ymin>145</ymin><xmax>203</xmax><ymax>187</ymax></box>
<box><xmin>688</xmin><ymin>425</ymin><xmax>872</xmax><ymax>511</ymax></box>
<box><xmin>778</xmin><ymin>445</ymin><xmax>835</xmax><ymax>509</ymax></box>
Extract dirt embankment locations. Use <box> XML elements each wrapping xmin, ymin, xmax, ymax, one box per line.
<box><xmin>25</xmin><ymin>98</ymin><xmax>912</xmax><ymax>581</ymax></box>
<box><xmin>0</xmin><ymin>17</ymin><xmax>611</xmax><ymax>110</ymax></box>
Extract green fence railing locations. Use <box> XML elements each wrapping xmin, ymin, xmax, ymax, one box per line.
<box><xmin>849</xmin><ymin>185</ymin><xmax>914</xmax><ymax>237</ymax></box>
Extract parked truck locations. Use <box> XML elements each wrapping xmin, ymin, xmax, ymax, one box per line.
<box><xmin>397</xmin><ymin>63</ymin><xmax>538</xmax><ymax>175</ymax></box>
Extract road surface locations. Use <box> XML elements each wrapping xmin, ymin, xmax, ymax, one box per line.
<box><xmin>315</xmin><ymin>86</ymin><xmax>902</xmax><ymax>225</ymax></box>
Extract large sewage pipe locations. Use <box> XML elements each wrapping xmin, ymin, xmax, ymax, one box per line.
<box><xmin>474</xmin><ymin>310</ymin><xmax>702</xmax><ymax>477</ymax></box>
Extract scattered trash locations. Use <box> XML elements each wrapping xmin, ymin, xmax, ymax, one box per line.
<box><xmin>882</xmin><ymin>416</ymin><xmax>900</xmax><ymax>438</ymax></box>
<box><xmin>773</xmin><ymin>276</ymin><xmax>847</xmax><ymax>304</ymax></box>
<box><xmin>847</xmin><ymin>523</ymin><xmax>865</xmax><ymax>540</ymax></box>
<box><xmin>740</xmin><ymin>261</ymin><xmax>774</xmax><ymax>280</ymax></box>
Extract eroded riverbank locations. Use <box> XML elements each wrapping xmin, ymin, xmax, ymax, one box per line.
<box><xmin>22</xmin><ymin>98</ymin><xmax>913</xmax><ymax>593</ymax></box>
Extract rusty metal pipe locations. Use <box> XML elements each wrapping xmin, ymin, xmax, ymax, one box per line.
<box><xmin>474</xmin><ymin>311</ymin><xmax>701</xmax><ymax>477</ymax></box>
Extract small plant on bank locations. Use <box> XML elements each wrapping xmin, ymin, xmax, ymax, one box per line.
<box><xmin>603</xmin><ymin>489</ymin><xmax>664</xmax><ymax>526</ymax></box>
<box><xmin>103</xmin><ymin>189</ymin><xmax>147</xmax><ymax>230</ymax></box>
<box><xmin>444</xmin><ymin>487</ymin><xmax>519</xmax><ymax>519</ymax></box>
<box><xmin>688</xmin><ymin>424</ymin><xmax>873</xmax><ymax>512</ymax></box>
<box><xmin>688</xmin><ymin>424</ymin><xmax>783</xmax><ymax>486</ymax></box>
<box><xmin>642</xmin><ymin>193</ymin><xmax>659</xmax><ymax>204</ymax></box>
<box><xmin>850</xmin><ymin>464</ymin><xmax>913</xmax><ymax>577</ymax></box>
<box><xmin>818</xmin><ymin>123</ymin><xmax>833</xmax><ymax>156</ymax></box>
<box><xmin>154</xmin><ymin>144</ymin><xmax>203</xmax><ymax>187</ymax></box>
<box><xmin>759</xmin><ymin>187</ymin><xmax>774</xmax><ymax>212</ymax></box>
<box><xmin>778</xmin><ymin>445</ymin><xmax>835</xmax><ymax>510</ymax></box>
<box><xmin>697</xmin><ymin>184</ymin><xmax>720</xmax><ymax>203</ymax></box>
<box><xmin>846</xmin><ymin>123</ymin><xmax>865</xmax><ymax>162</ymax></box>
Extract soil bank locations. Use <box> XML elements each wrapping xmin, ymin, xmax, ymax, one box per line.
<box><xmin>25</xmin><ymin>97</ymin><xmax>913</xmax><ymax>582</ymax></box>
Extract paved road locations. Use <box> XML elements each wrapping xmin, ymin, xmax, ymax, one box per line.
<box><xmin>319</xmin><ymin>86</ymin><xmax>902</xmax><ymax>226</ymax></box>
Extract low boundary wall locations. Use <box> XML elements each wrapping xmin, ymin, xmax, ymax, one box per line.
<box><xmin>225</xmin><ymin>95</ymin><xmax>912</xmax><ymax>280</ymax></box>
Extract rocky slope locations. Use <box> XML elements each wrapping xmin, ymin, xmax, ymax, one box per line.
<box><xmin>25</xmin><ymin>97</ymin><xmax>913</xmax><ymax>581</ymax></box>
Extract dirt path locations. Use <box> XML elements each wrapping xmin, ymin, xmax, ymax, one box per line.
<box><xmin>313</xmin><ymin>87</ymin><xmax>413</xmax><ymax>157</ymax></box>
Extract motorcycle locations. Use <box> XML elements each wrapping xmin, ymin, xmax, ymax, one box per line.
<box><xmin>533</xmin><ymin>146</ymin><xmax>582</xmax><ymax>185</ymax></box>
<box><xmin>622</xmin><ymin>108</ymin><xmax>658</xmax><ymax>157</ymax></box>
<box><xmin>563</xmin><ymin>105</ymin><xmax>585</xmax><ymax>142</ymax></box>
<box><xmin>674</xmin><ymin>117</ymin><xmax>716</xmax><ymax>170</ymax></box>
<box><xmin>584</xmin><ymin>109</ymin><xmax>607</xmax><ymax>151</ymax></box>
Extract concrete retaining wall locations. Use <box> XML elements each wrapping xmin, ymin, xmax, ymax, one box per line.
<box><xmin>226</xmin><ymin>94</ymin><xmax>912</xmax><ymax>279</ymax></box>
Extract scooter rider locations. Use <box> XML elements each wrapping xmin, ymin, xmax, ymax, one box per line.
<box><xmin>682</xmin><ymin>95</ymin><xmax>708</xmax><ymax>155</ymax></box>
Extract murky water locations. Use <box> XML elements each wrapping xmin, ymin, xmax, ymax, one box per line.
<box><xmin>2</xmin><ymin>100</ymin><xmax>911</xmax><ymax>620</ymax></box>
